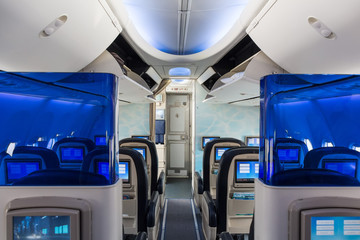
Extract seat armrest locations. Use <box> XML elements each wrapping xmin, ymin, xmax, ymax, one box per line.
<box><xmin>157</xmin><ymin>171</ymin><xmax>165</xmax><ymax>194</ymax></box>
<box><xmin>147</xmin><ymin>191</ymin><xmax>159</xmax><ymax>228</ymax></box>
<box><xmin>203</xmin><ymin>190</ymin><xmax>217</xmax><ymax>227</ymax></box>
<box><xmin>195</xmin><ymin>171</ymin><xmax>204</xmax><ymax>194</ymax></box>
<box><xmin>219</xmin><ymin>232</ymin><xmax>234</xmax><ymax>240</ymax></box>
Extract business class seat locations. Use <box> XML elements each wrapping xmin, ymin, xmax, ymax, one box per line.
<box><xmin>119</xmin><ymin>138</ymin><xmax>165</xmax><ymax>207</ymax></box>
<box><xmin>202</xmin><ymin>147</ymin><xmax>259</xmax><ymax>240</ymax></box>
<box><xmin>0</xmin><ymin>146</ymin><xmax>60</xmax><ymax>185</ymax></box>
<box><xmin>52</xmin><ymin>137</ymin><xmax>96</xmax><ymax>169</ymax></box>
<box><xmin>118</xmin><ymin>147</ymin><xmax>160</xmax><ymax>240</ymax></box>
<box><xmin>194</xmin><ymin>138</ymin><xmax>244</xmax><ymax>209</ymax></box>
<box><xmin>274</xmin><ymin>138</ymin><xmax>308</xmax><ymax>170</ymax></box>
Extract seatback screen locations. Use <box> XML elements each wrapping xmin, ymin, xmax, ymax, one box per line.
<box><xmin>119</xmin><ymin>161</ymin><xmax>130</xmax><ymax>183</ymax></box>
<box><xmin>214</xmin><ymin>147</ymin><xmax>231</xmax><ymax>163</ymax></box>
<box><xmin>60</xmin><ymin>146</ymin><xmax>85</xmax><ymax>163</ymax></box>
<box><xmin>323</xmin><ymin>160</ymin><xmax>357</xmax><ymax>178</ymax></box>
<box><xmin>94</xmin><ymin>136</ymin><xmax>107</xmax><ymax>146</ymax></box>
<box><xmin>130</xmin><ymin>147</ymin><xmax>146</xmax><ymax>161</ymax></box>
<box><xmin>202</xmin><ymin>136</ymin><xmax>220</xmax><ymax>149</ymax></box>
<box><xmin>235</xmin><ymin>160</ymin><xmax>259</xmax><ymax>183</ymax></box>
<box><xmin>13</xmin><ymin>215</ymin><xmax>71</xmax><ymax>239</ymax></box>
<box><xmin>95</xmin><ymin>161</ymin><xmax>109</xmax><ymax>180</ymax></box>
<box><xmin>311</xmin><ymin>216</ymin><xmax>360</xmax><ymax>239</ymax></box>
<box><xmin>246</xmin><ymin>137</ymin><xmax>260</xmax><ymax>147</ymax></box>
<box><xmin>277</xmin><ymin>146</ymin><xmax>300</xmax><ymax>163</ymax></box>
<box><xmin>6</xmin><ymin>160</ymin><xmax>41</xmax><ymax>183</ymax></box>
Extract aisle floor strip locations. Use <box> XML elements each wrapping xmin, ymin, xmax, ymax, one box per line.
<box><xmin>160</xmin><ymin>199</ymin><xmax>169</xmax><ymax>240</ymax></box>
<box><xmin>190</xmin><ymin>199</ymin><xmax>201</xmax><ymax>240</ymax></box>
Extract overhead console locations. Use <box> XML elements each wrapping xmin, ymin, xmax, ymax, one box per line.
<box><xmin>81</xmin><ymin>51</ymin><xmax>156</xmax><ymax>105</ymax></box>
<box><xmin>0</xmin><ymin>0</ymin><xmax>121</xmax><ymax>72</ymax></box>
<box><xmin>202</xmin><ymin>51</ymin><xmax>285</xmax><ymax>105</ymax></box>
<box><xmin>246</xmin><ymin>0</ymin><xmax>360</xmax><ymax>74</ymax></box>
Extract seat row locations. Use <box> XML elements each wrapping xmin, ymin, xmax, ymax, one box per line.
<box><xmin>194</xmin><ymin>137</ymin><xmax>259</xmax><ymax>240</ymax></box>
<box><xmin>0</xmin><ymin>137</ymin><xmax>165</xmax><ymax>240</ymax></box>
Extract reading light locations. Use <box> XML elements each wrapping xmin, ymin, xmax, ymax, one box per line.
<box><xmin>146</xmin><ymin>67</ymin><xmax>162</xmax><ymax>84</ymax></box>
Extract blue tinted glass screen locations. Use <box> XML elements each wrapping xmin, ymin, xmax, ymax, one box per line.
<box><xmin>236</xmin><ymin>161</ymin><xmax>259</xmax><ymax>182</ymax></box>
<box><xmin>95</xmin><ymin>136</ymin><xmax>107</xmax><ymax>146</ymax></box>
<box><xmin>323</xmin><ymin>160</ymin><xmax>357</xmax><ymax>178</ymax></box>
<box><xmin>247</xmin><ymin>137</ymin><xmax>260</xmax><ymax>147</ymax></box>
<box><xmin>202</xmin><ymin>137</ymin><xmax>220</xmax><ymax>148</ymax></box>
<box><xmin>131</xmin><ymin>147</ymin><xmax>146</xmax><ymax>160</ymax></box>
<box><xmin>119</xmin><ymin>161</ymin><xmax>129</xmax><ymax>183</ymax></box>
<box><xmin>311</xmin><ymin>216</ymin><xmax>360</xmax><ymax>239</ymax></box>
<box><xmin>60</xmin><ymin>147</ymin><xmax>84</xmax><ymax>163</ymax></box>
<box><xmin>277</xmin><ymin>148</ymin><xmax>300</xmax><ymax>163</ymax></box>
<box><xmin>13</xmin><ymin>215</ymin><xmax>70</xmax><ymax>239</ymax></box>
<box><xmin>215</xmin><ymin>147</ymin><xmax>230</xmax><ymax>162</ymax></box>
<box><xmin>96</xmin><ymin>161</ymin><xmax>109</xmax><ymax>180</ymax></box>
<box><xmin>6</xmin><ymin>161</ymin><xmax>40</xmax><ymax>183</ymax></box>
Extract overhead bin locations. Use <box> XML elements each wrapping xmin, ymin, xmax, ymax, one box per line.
<box><xmin>82</xmin><ymin>51</ymin><xmax>155</xmax><ymax>105</ymax></box>
<box><xmin>203</xmin><ymin>52</ymin><xmax>285</xmax><ymax>105</ymax></box>
<box><xmin>0</xmin><ymin>0</ymin><xmax>121</xmax><ymax>72</ymax></box>
<box><xmin>246</xmin><ymin>0</ymin><xmax>360</xmax><ymax>74</ymax></box>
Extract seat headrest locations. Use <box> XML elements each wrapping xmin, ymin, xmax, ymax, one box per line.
<box><xmin>10</xmin><ymin>146</ymin><xmax>59</xmax><ymax>169</ymax></box>
<box><xmin>52</xmin><ymin>137</ymin><xmax>95</xmax><ymax>152</ymax></box>
<box><xmin>270</xmin><ymin>168</ymin><xmax>360</xmax><ymax>186</ymax></box>
<box><xmin>12</xmin><ymin>169</ymin><xmax>109</xmax><ymax>186</ymax></box>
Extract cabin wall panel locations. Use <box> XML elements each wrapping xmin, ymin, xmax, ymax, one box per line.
<box><xmin>194</xmin><ymin>82</ymin><xmax>259</xmax><ymax>174</ymax></box>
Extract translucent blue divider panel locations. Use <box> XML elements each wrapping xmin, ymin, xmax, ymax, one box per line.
<box><xmin>260</xmin><ymin>74</ymin><xmax>360</xmax><ymax>185</ymax></box>
<box><xmin>0</xmin><ymin>72</ymin><xmax>120</xmax><ymax>185</ymax></box>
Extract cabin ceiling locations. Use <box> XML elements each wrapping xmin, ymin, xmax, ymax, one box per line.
<box><xmin>122</xmin><ymin>0</ymin><xmax>249</xmax><ymax>55</ymax></box>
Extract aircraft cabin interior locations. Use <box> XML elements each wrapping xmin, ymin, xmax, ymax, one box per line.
<box><xmin>1</xmin><ymin>1</ymin><xmax>360</xmax><ymax>240</ymax></box>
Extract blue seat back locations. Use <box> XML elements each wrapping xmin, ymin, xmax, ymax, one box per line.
<box><xmin>274</xmin><ymin>138</ymin><xmax>308</xmax><ymax>170</ymax></box>
<box><xmin>304</xmin><ymin>147</ymin><xmax>360</xmax><ymax>179</ymax></box>
<box><xmin>52</xmin><ymin>137</ymin><xmax>95</xmax><ymax>169</ymax></box>
<box><xmin>0</xmin><ymin>146</ymin><xmax>60</xmax><ymax>185</ymax></box>
<box><xmin>81</xmin><ymin>147</ymin><xmax>110</xmax><ymax>179</ymax></box>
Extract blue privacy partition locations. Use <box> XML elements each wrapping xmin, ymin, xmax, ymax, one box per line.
<box><xmin>0</xmin><ymin>72</ymin><xmax>120</xmax><ymax>185</ymax></box>
<box><xmin>260</xmin><ymin>74</ymin><xmax>360</xmax><ymax>185</ymax></box>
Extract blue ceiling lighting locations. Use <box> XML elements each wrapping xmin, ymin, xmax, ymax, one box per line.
<box><xmin>169</xmin><ymin>67</ymin><xmax>191</xmax><ymax>76</ymax></box>
<box><xmin>122</xmin><ymin>0</ymin><xmax>249</xmax><ymax>55</ymax></box>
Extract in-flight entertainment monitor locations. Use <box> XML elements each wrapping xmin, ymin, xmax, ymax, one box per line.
<box><xmin>94</xmin><ymin>135</ymin><xmax>107</xmax><ymax>146</ymax></box>
<box><xmin>60</xmin><ymin>146</ymin><xmax>85</xmax><ymax>163</ymax></box>
<box><xmin>214</xmin><ymin>147</ymin><xmax>231</xmax><ymax>163</ymax></box>
<box><xmin>132</xmin><ymin>135</ymin><xmax>150</xmax><ymax>140</ymax></box>
<box><xmin>277</xmin><ymin>146</ymin><xmax>301</xmax><ymax>163</ymax></box>
<box><xmin>202</xmin><ymin>136</ymin><xmax>220</xmax><ymax>149</ymax></box>
<box><xmin>245</xmin><ymin>136</ymin><xmax>260</xmax><ymax>147</ymax></box>
<box><xmin>95</xmin><ymin>160</ymin><xmax>109</xmax><ymax>180</ymax></box>
<box><xmin>301</xmin><ymin>208</ymin><xmax>360</xmax><ymax>240</ymax></box>
<box><xmin>6</xmin><ymin>160</ymin><xmax>41</xmax><ymax>184</ymax></box>
<box><xmin>322</xmin><ymin>159</ymin><xmax>357</xmax><ymax>178</ymax></box>
<box><xmin>118</xmin><ymin>160</ymin><xmax>130</xmax><ymax>184</ymax></box>
<box><xmin>130</xmin><ymin>147</ymin><xmax>146</xmax><ymax>161</ymax></box>
<box><xmin>235</xmin><ymin>160</ymin><xmax>259</xmax><ymax>184</ymax></box>
<box><xmin>7</xmin><ymin>208</ymin><xmax>80</xmax><ymax>240</ymax></box>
